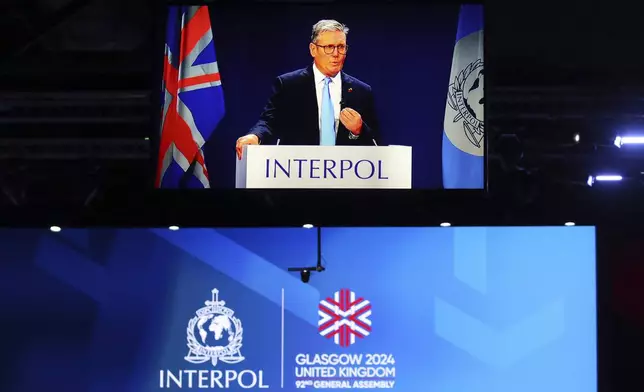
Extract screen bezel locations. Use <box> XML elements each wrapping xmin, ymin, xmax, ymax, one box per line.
<box><xmin>150</xmin><ymin>0</ymin><xmax>488</xmax><ymax>201</ymax></box>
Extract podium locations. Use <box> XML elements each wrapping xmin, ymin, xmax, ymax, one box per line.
<box><xmin>235</xmin><ymin>145</ymin><xmax>412</xmax><ymax>189</ymax></box>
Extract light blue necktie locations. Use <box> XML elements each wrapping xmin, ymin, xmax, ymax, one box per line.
<box><xmin>320</xmin><ymin>77</ymin><xmax>336</xmax><ymax>146</ymax></box>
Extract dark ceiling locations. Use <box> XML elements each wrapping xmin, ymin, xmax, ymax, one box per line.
<box><xmin>488</xmin><ymin>2</ymin><xmax>644</xmax><ymax>84</ymax></box>
<box><xmin>1</xmin><ymin>0</ymin><xmax>154</xmax><ymax>90</ymax></box>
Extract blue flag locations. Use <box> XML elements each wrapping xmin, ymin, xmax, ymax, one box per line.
<box><xmin>442</xmin><ymin>5</ymin><xmax>484</xmax><ymax>189</ymax></box>
<box><xmin>156</xmin><ymin>6</ymin><xmax>225</xmax><ymax>188</ymax></box>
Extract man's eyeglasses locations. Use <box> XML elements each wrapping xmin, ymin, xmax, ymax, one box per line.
<box><xmin>312</xmin><ymin>43</ymin><xmax>348</xmax><ymax>55</ymax></box>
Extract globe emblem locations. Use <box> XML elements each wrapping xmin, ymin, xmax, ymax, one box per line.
<box><xmin>445</xmin><ymin>58</ymin><xmax>484</xmax><ymax>154</ymax></box>
<box><xmin>185</xmin><ymin>288</ymin><xmax>245</xmax><ymax>366</ymax></box>
<box><xmin>462</xmin><ymin>69</ymin><xmax>483</xmax><ymax>122</ymax></box>
<box><xmin>195</xmin><ymin>314</ymin><xmax>236</xmax><ymax>348</ymax></box>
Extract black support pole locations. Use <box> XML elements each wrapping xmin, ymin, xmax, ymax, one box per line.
<box><xmin>317</xmin><ymin>227</ymin><xmax>322</xmax><ymax>270</ymax></box>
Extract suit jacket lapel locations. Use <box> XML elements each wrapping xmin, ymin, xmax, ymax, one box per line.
<box><xmin>340</xmin><ymin>72</ymin><xmax>353</xmax><ymax>110</ymax></box>
<box><xmin>302</xmin><ymin>65</ymin><xmax>320</xmax><ymax>144</ymax></box>
<box><xmin>338</xmin><ymin>72</ymin><xmax>354</xmax><ymax>139</ymax></box>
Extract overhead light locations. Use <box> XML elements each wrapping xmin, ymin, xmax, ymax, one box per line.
<box><xmin>573</xmin><ymin>133</ymin><xmax>580</xmax><ymax>143</ymax></box>
<box><xmin>144</xmin><ymin>137</ymin><xmax>150</xmax><ymax>141</ymax></box>
<box><xmin>169</xmin><ymin>225</ymin><xmax>180</xmax><ymax>231</ymax></box>
<box><xmin>614</xmin><ymin>136</ymin><xmax>644</xmax><ymax>148</ymax></box>
<box><xmin>440</xmin><ymin>222</ymin><xmax>451</xmax><ymax>227</ymax></box>
<box><xmin>588</xmin><ymin>175</ymin><xmax>623</xmax><ymax>186</ymax></box>
<box><xmin>564</xmin><ymin>222</ymin><xmax>575</xmax><ymax>226</ymax></box>
<box><xmin>595</xmin><ymin>175</ymin><xmax>623</xmax><ymax>181</ymax></box>
<box><xmin>302</xmin><ymin>224</ymin><xmax>314</xmax><ymax>229</ymax></box>
<box><xmin>49</xmin><ymin>226</ymin><xmax>62</xmax><ymax>233</ymax></box>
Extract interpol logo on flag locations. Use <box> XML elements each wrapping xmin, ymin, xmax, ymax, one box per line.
<box><xmin>442</xmin><ymin>4</ymin><xmax>484</xmax><ymax>189</ymax></box>
<box><xmin>318</xmin><ymin>289</ymin><xmax>372</xmax><ymax>347</ymax></box>
<box><xmin>156</xmin><ymin>6</ymin><xmax>225</xmax><ymax>188</ymax></box>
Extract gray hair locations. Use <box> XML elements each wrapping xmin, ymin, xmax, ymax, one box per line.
<box><xmin>311</xmin><ymin>19</ymin><xmax>349</xmax><ymax>43</ymax></box>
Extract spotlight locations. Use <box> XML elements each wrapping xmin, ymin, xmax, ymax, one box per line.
<box><xmin>587</xmin><ymin>175</ymin><xmax>623</xmax><ymax>187</ymax></box>
<box><xmin>564</xmin><ymin>222</ymin><xmax>575</xmax><ymax>226</ymax></box>
<box><xmin>169</xmin><ymin>225</ymin><xmax>180</xmax><ymax>231</ymax></box>
<box><xmin>287</xmin><ymin>266</ymin><xmax>319</xmax><ymax>284</ymax></box>
<box><xmin>595</xmin><ymin>175</ymin><xmax>623</xmax><ymax>181</ymax></box>
<box><xmin>573</xmin><ymin>133</ymin><xmax>580</xmax><ymax>143</ymax></box>
<box><xmin>50</xmin><ymin>226</ymin><xmax>61</xmax><ymax>233</ymax></box>
<box><xmin>440</xmin><ymin>222</ymin><xmax>451</xmax><ymax>227</ymax></box>
<box><xmin>615</xmin><ymin>136</ymin><xmax>644</xmax><ymax>148</ymax></box>
<box><xmin>302</xmin><ymin>224</ymin><xmax>314</xmax><ymax>229</ymax></box>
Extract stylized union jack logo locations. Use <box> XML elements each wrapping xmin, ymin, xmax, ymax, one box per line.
<box><xmin>318</xmin><ymin>289</ymin><xmax>372</xmax><ymax>347</ymax></box>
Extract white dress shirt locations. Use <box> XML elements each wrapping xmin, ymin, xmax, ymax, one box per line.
<box><xmin>312</xmin><ymin>63</ymin><xmax>342</xmax><ymax>134</ymax></box>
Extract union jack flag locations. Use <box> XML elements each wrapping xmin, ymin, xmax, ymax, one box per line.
<box><xmin>318</xmin><ymin>289</ymin><xmax>372</xmax><ymax>347</ymax></box>
<box><xmin>156</xmin><ymin>6</ymin><xmax>224</xmax><ymax>188</ymax></box>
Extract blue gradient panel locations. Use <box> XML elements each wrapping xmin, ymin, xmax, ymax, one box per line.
<box><xmin>0</xmin><ymin>227</ymin><xmax>596</xmax><ymax>392</ymax></box>
<box><xmin>453</xmin><ymin>227</ymin><xmax>487</xmax><ymax>293</ymax></box>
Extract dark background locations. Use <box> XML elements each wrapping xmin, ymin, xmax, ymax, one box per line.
<box><xmin>596</xmin><ymin>226</ymin><xmax>644</xmax><ymax>392</ymax></box>
<box><xmin>204</xmin><ymin>2</ymin><xmax>459</xmax><ymax>188</ymax></box>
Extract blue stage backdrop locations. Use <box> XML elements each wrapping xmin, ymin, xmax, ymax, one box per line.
<box><xmin>200</xmin><ymin>3</ymin><xmax>460</xmax><ymax>189</ymax></box>
<box><xmin>0</xmin><ymin>227</ymin><xmax>596</xmax><ymax>392</ymax></box>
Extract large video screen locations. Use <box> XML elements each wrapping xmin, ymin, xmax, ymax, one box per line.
<box><xmin>3</xmin><ymin>226</ymin><xmax>595</xmax><ymax>391</ymax></box>
<box><xmin>155</xmin><ymin>2</ymin><xmax>485</xmax><ymax>190</ymax></box>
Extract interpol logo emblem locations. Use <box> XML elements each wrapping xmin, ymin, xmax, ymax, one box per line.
<box><xmin>185</xmin><ymin>288</ymin><xmax>245</xmax><ymax>366</ymax></box>
<box><xmin>318</xmin><ymin>289</ymin><xmax>372</xmax><ymax>347</ymax></box>
<box><xmin>447</xmin><ymin>58</ymin><xmax>484</xmax><ymax>152</ymax></box>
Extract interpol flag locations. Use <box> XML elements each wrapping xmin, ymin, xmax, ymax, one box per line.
<box><xmin>156</xmin><ymin>6</ymin><xmax>225</xmax><ymax>188</ymax></box>
<box><xmin>441</xmin><ymin>5</ymin><xmax>484</xmax><ymax>189</ymax></box>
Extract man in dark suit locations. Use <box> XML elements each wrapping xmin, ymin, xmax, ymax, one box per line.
<box><xmin>236</xmin><ymin>19</ymin><xmax>380</xmax><ymax>159</ymax></box>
